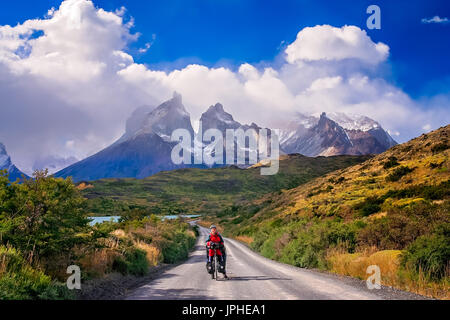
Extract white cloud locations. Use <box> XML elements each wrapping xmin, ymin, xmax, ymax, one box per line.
<box><xmin>421</xmin><ymin>16</ymin><xmax>449</xmax><ymax>24</ymax></box>
<box><xmin>307</xmin><ymin>76</ymin><xmax>343</xmax><ymax>92</ymax></box>
<box><xmin>285</xmin><ymin>25</ymin><xmax>389</xmax><ymax>65</ymax></box>
<box><xmin>0</xmin><ymin>1</ymin><xmax>448</xmax><ymax>173</ymax></box>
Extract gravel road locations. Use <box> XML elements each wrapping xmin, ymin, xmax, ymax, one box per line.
<box><xmin>126</xmin><ymin>226</ymin><xmax>428</xmax><ymax>300</ymax></box>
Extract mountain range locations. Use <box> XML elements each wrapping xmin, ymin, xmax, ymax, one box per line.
<box><xmin>55</xmin><ymin>93</ymin><xmax>397</xmax><ymax>182</ymax></box>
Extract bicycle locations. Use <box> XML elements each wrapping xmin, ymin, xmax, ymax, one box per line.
<box><xmin>207</xmin><ymin>242</ymin><xmax>224</xmax><ymax>280</ymax></box>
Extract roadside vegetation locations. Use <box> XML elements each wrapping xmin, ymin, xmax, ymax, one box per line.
<box><xmin>207</xmin><ymin>125</ymin><xmax>450</xmax><ymax>299</ymax></box>
<box><xmin>0</xmin><ymin>170</ymin><xmax>196</xmax><ymax>300</ymax></box>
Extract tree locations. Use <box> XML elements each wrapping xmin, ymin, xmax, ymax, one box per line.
<box><xmin>0</xmin><ymin>170</ymin><xmax>91</xmax><ymax>259</ymax></box>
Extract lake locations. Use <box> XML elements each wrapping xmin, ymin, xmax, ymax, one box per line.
<box><xmin>89</xmin><ymin>215</ymin><xmax>201</xmax><ymax>226</ymax></box>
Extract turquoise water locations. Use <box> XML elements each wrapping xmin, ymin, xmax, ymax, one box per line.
<box><xmin>89</xmin><ymin>214</ymin><xmax>201</xmax><ymax>225</ymax></box>
<box><xmin>89</xmin><ymin>216</ymin><xmax>120</xmax><ymax>225</ymax></box>
<box><xmin>161</xmin><ymin>214</ymin><xmax>201</xmax><ymax>220</ymax></box>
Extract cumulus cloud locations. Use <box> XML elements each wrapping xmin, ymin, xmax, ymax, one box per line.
<box><xmin>284</xmin><ymin>25</ymin><xmax>389</xmax><ymax>65</ymax></box>
<box><xmin>0</xmin><ymin>0</ymin><xmax>448</xmax><ymax>174</ymax></box>
<box><xmin>0</xmin><ymin>0</ymin><xmax>152</xmax><ymax>173</ymax></box>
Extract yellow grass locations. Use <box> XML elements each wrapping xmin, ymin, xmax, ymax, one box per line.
<box><xmin>235</xmin><ymin>235</ymin><xmax>254</xmax><ymax>245</ymax></box>
<box><xmin>0</xmin><ymin>252</ymin><xmax>6</xmax><ymax>275</ymax></box>
<box><xmin>76</xmin><ymin>182</ymin><xmax>93</xmax><ymax>190</ymax></box>
<box><xmin>327</xmin><ymin>249</ymin><xmax>450</xmax><ymax>299</ymax></box>
<box><xmin>111</xmin><ymin>229</ymin><xmax>127</xmax><ymax>238</ymax></box>
<box><xmin>134</xmin><ymin>241</ymin><xmax>161</xmax><ymax>267</ymax></box>
<box><xmin>79</xmin><ymin>248</ymin><xmax>118</xmax><ymax>277</ymax></box>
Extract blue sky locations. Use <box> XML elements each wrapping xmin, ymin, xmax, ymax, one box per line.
<box><xmin>1</xmin><ymin>0</ymin><xmax>449</xmax><ymax>98</ymax></box>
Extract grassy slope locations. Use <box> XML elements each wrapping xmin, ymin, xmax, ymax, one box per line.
<box><xmin>215</xmin><ymin>125</ymin><xmax>450</xmax><ymax>299</ymax></box>
<box><xmin>224</xmin><ymin>125</ymin><xmax>449</xmax><ymax>228</ymax></box>
<box><xmin>80</xmin><ymin>154</ymin><xmax>371</xmax><ymax>216</ymax></box>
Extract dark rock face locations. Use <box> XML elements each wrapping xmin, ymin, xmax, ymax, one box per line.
<box><xmin>346</xmin><ymin>128</ymin><xmax>396</xmax><ymax>155</ymax></box>
<box><xmin>200</xmin><ymin>103</ymin><xmax>241</xmax><ymax>134</ymax></box>
<box><xmin>198</xmin><ymin>104</ymin><xmax>275</xmax><ymax>167</ymax></box>
<box><xmin>282</xmin><ymin>113</ymin><xmax>352</xmax><ymax>156</ymax></box>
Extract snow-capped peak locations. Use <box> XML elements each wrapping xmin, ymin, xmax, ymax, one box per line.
<box><xmin>203</xmin><ymin>103</ymin><xmax>237</xmax><ymax>125</ymax></box>
<box><xmin>136</xmin><ymin>93</ymin><xmax>194</xmax><ymax>141</ymax></box>
<box><xmin>325</xmin><ymin>112</ymin><xmax>381</xmax><ymax>132</ymax></box>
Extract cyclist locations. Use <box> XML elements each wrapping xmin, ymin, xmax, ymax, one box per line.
<box><xmin>206</xmin><ymin>225</ymin><xmax>228</xmax><ymax>279</ymax></box>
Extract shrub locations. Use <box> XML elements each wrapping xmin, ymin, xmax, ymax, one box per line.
<box><xmin>0</xmin><ymin>246</ymin><xmax>72</xmax><ymax>300</ymax></box>
<box><xmin>401</xmin><ymin>233</ymin><xmax>450</xmax><ymax>280</ymax></box>
<box><xmin>431</xmin><ymin>143</ymin><xmax>448</xmax><ymax>154</ymax></box>
<box><xmin>0</xmin><ymin>170</ymin><xmax>91</xmax><ymax>259</ymax></box>
<box><xmin>231</xmin><ymin>216</ymin><xmax>244</xmax><ymax>224</ymax></box>
<box><xmin>113</xmin><ymin>248</ymin><xmax>149</xmax><ymax>276</ymax></box>
<box><xmin>386</xmin><ymin>166</ymin><xmax>414</xmax><ymax>182</ymax></box>
<box><xmin>255</xmin><ymin>219</ymin><xmax>361</xmax><ymax>270</ymax></box>
<box><xmin>336</xmin><ymin>177</ymin><xmax>345</xmax><ymax>184</ymax></box>
<box><xmin>357</xmin><ymin>202</ymin><xmax>449</xmax><ymax>250</ymax></box>
<box><xmin>159</xmin><ymin>231</ymin><xmax>196</xmax><ymax>264</ymax></box>
<box><xmin>353</xmin><ymin>196</ymin><xmax>384</xmax><ymax>216</ymax></box>
<box><xmin>192</xmin><ymin>225</ymin><xmax>199</xmax><ymax>237</ymax></box>
<box><xmin>383</xmin><ymin>156</ymin><xmax>399</xmax><ymax>169</ymax></box>
<box><xmin>383</xmin><ymin>180</ymin><xmax>450</xmax><ymax>201</ymax></box>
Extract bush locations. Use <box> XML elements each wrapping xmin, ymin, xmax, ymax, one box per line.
<box><xmin>357</xmin><ymin>202</ymin><xmax>449</xmax><ymax>250</ymax></box>
<box><xmin>113</xmin><ymin>248</ymin><xmax>149</xmax><ymax>276</ymax></box>
<box><xmin>383</xmin><ymin>180</ymin><xmax>450</xmax><ymax>201</ymax></box>
<box><xmin>192</xmin><ymin>225</ymin><xmax>199</xmax><ymax>237</ymax></box>
<box><xmin>0</xmin><ymin>246</ymin><xmax>72</xmax><ymax>300</ymax></box>
<box><xmin>254</xmin><ymin>219</ymin><xmax>361</xmax><ymax>270</ymax></box>
<box><xmin>231</xmin><ymin>216</ymin><xmax>244</xmax><ymax>224</ymax></box>
<box><xmin>160</xmin><ymin>231</ymin><xmax>196</xmax><ymax>264</ymax></box>
<box><xmin>401</xmin><ymin>233</ymin><xmax>450</xmax><ymax>280</ymax></box>
<box><xmin>386</xmin><ymin>166</ymin><xmax>414</xmax><ymax>182</ymax></box>
<box><xmin>0</xmin><ymin>170</ymin><xmax>91</xmax><ymax>259</ymax></box>
<box><xmin>383</xmin><ymin>156</ymin><xmax>399</xmax><ymax>169</ymax></box>
<box><xmin>353</xmin><ymin>196</ymin><xmax>384</xmax><ymax>216</ymax></box>
<box><xmin>431</xmin><ymin>143</ymin><xmax>448</xmax><ymax>154</ymax></box>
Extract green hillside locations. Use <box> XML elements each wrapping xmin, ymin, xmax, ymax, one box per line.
<box><xmin>80</xmin><ymin>154</ymin><xmax>371</xmax><ymax>216</ymax></box>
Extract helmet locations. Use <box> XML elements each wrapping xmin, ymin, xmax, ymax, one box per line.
<box><xmin>210</xmin><ymin>225</ymin><xmax>217</xmax><ymax>230</ymax></box>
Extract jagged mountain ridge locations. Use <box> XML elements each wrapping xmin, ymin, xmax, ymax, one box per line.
<box><xmin>281</xmin><ymin>112</ymin><xmax>397</xmax><ymax>156</ymax></box>
<box><xmin>198</xmin><ymin>103</ymin><xmax>274</xmax><ymax>167</ymax></box>
<box><xmin>55</xmin><ymin>94</ymin><xmax>397</xmax><ymax>181</ymax></box>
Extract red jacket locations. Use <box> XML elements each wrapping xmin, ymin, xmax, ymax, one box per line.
<box><xmin>206</xmin><ymin>233</ymin><xmax>224</xmax><ymax>247</ymax></box>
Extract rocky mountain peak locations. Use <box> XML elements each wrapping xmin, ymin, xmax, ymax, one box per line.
<box><xmin>200</xmin><ymin>103</ymin><xmax>241</xmax><ymax>133</ymax></box>
<box><xmin>172</xmin><ymin>91</ymin><xmax>182</xmax><ymax>104</ymax></box>
<box><xmin>137</xmin><ymin>94</ymin><xmax>193</xmax><ymax>141</ymax></box>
